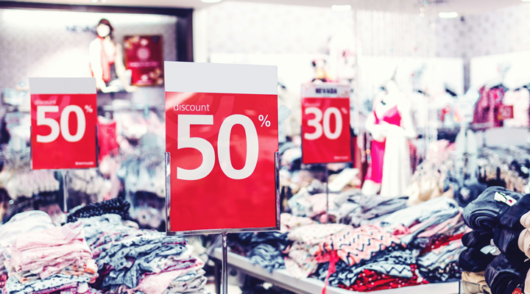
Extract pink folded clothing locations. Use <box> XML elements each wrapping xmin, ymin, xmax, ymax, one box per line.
<box><xmin>4</xmin><ymin>221</ymin><xmax>98</xmax><ymax>284</ymax></box>
<box><xmin>9</xmin><ymin>222</ymin><xmax>85</xmax><ymax>251</ymax></box>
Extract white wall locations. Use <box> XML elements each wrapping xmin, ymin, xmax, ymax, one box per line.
<box><xmin>0</xmin><ymin>9</ymin><xmax>177</xmax><ymax>107</ymax></box>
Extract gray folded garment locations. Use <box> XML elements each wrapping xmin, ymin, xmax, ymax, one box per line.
<box><xmin>339</xmin><ymin>194</ymin><xmax>409</xmax><ymax>227</ymax></box>
<box><xmin>381</xmin><ymin>196</ymin><xmax>460</xmax><ymax>227</ymax></box>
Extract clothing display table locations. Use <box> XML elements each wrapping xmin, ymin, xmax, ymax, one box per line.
<box><xmin>211</xmin><ymin>248</ymin><xmax>459</xmax><ymax>294</ymax></box>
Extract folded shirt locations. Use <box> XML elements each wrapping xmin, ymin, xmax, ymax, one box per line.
<box><xmin>463</xmin><ymin>187</ymin><xmax>524</xmax><ymax>231</ymax></box>
<box><xmin>381</xmin><ymin>196</ymin><xmax>460</xmax><ymax>228</ymax></box>
<box><xmin>459</xmin><ymin>248</ymin><xmax>496</xmax><ymax>272</ymax></box>
<box><xmin>3</xmin><ymin>274</ymin><xmax>92</xmax><ymax>294</ymax></box>
<box><xmin>247</xmin><ymin>244</ymin><xmax>285</xmax><ymax>273</ymax></box>
<box><xmin>4</xmin><ymin>221</ymin><xmax>95</xmax><ymax>282</ymax></box>
<box><xmin>485</xmin><ymin>253</ymin><xmax>530</xmax><ymax>294</ymax></box>
<box><xmin>493</xmin><ymin>227</ymin><xmax>524</xmax><ymax>258</ymax></box>
<box><xmin>316</xmin><ymin>224</ymin><xmax>403</xmax><ymax>267</ymax></box>
<box><xmin>462</xmin><ymin>231</ymin><xmax>494</xmax><ymax>249</ymax></box>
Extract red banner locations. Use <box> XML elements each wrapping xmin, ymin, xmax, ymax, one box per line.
<box><xmin>30</xmin><ymin>78</ymin><xmax>97</xmax><ymax>170</ymax></box>
<box><xmin>124</xmin><ymin>35</ymin><xmax>164</xmax><ymax>86</ymax></box>
<box><xmin>301</xmin><ymin>84</ymin><xmax>352</xmax><ymax>164</ymax></box>
<box><xmin>165</xmin><ymin>62</ymin><xmax>278</xmax><ymax>233</ymax></box>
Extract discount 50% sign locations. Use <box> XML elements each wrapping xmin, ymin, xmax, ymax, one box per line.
<box><xmin>301</xmin><ymin>84</ymin><xmax>352</xmax><ymax>164</ymax></box>
<box><xmin>165</xmin><ymin>62</ymin><xmax>279</xmax><ymax>233</ymax></box>
<box><xmin>30</xmin><ymin>78</ymin><xmax>97</xmax><ymax>170</ymax></box>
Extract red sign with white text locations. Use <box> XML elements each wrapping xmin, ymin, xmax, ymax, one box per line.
<box><xmin>30</xmin><ymin>78</ymin><xmax>97</xmax><ymax>170</ymax></box>
<box><xmin>165</xmin><ymin>62</ymin><xmax>278</xmax><ymax>233</ymax></box>
<box><xmin>124</xmin><ymin>35</ymin><xmax>164</xmax><ymax>86</ymax></box>
<box><xmin>301</xmin><ymin>84</ymin><xmax>352</xmax><ymax>164</ymax></box>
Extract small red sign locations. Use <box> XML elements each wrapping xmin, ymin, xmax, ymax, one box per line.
<box><xmin>30</xmin><ymin>78</ymin><xmax>97</xmax><ymax>170</ymax></box>
<box><xmin>499</xmin><ymin>105</ymin><xmax>514</xmax><ymax>120</ymax></box>
<box><xmin>124</xmin><ymin>35</ymin><xmax>164</xmax><ymax>86</ymax></box>
<box><xmin>165</xmin><ymin>62</ymin><xmax>278</xmax><ymax>233</ymax></box>
<box><xmin>301</xmin><ymin>84</ymin><xmax>352</xmax><ymax>164</ymax></box>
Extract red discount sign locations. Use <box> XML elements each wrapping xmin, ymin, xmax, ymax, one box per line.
<box><xmin>165</xmin><ymin>62</ymin><xmax>279</xmax><ymax>233</ymax></box>
<box><xmin>30</xmin><ymin>78</ymin><xmax>97</xmax><ymax>170</ymax></box>
<box><xmin>124</xmin><ymin>35</ymin><xmax>164</xmax><ymax>86</ymax></box>
<box><xmin>301</xmin><ymin>84</ymin><xmax>352</xmax><ymax>164</ymax></box>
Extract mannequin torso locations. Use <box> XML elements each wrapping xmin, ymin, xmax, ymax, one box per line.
<box><xmin>362</xmin><ymin>80</ymin><xmax>416</xmax><ymax>196</ymax></box>
<box><xmin>89</xmin><ymin>19</ymin><xmax>134</xmax><ymax>93</ymax></box>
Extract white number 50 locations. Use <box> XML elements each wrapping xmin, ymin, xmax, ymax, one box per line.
<box><xmin>36</xmin><ymin>105</ymin><xmax>86</xmax><ymax>143</ymax></box>
<box><xmin>177</xmin><ymin>114</ymin><xmax>259</xmax><ymax>181</ymax></box>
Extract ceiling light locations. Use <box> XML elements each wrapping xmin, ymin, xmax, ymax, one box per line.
<box><xmin>439</xmin><ymin>12</ymin><xmax>458</xmax><ymax>18</ymax></box>
<box><xmin>332</xmin><ymin>5</ymin><xmax>351</xmax><ymax>12</ymax></box>
<box><xmin>523</xmin><ymin>0</ymin><xmax>530</xmax><ymax>2</ymax></box>
<box><xmin>201</xmin><ymin>0</ymin><xmax>221</xmax><ymax>3</ymax></box>
<box><xmin>91</xmin><ymin>0</ymin><xmax>97</xmax><ymax>2</ymax></box>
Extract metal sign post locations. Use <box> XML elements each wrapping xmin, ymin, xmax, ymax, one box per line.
<box><xmin>165</xmin><ymin>150</ymin><xmax>281</xmax><ymax>294</ymax></box>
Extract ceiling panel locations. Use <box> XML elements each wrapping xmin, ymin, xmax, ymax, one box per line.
<box><xmin>4</xmin><ymin>0</ymin><xmax>525</xmax><ymax>15</ymax></box>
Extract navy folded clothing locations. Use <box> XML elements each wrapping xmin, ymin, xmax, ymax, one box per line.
<box><xmin>462</xmin><ymin>231</ymin><xmax>494</xmax><ymax>249</ymax></box>
<box><xmin>499</xmin><ymin>195</ymin><xmax>530</xmax><ymax>231</ymax></box>
<box><xmin>248</xmin><ymin>244</ymin><xmax>285</xmax><ymax>273</ymax></box>
<box><xmin>458</xmin><ymin>248</ymin><xmax>495</xmax><ymax>272</ymax></box>
<box><xmin>493</xmin><ymin>227</ymin><xmax>525</xmax><ymax>259</ymax></box>
<box><xmin>463</xmin><ymin>187</ymin><xmax>523</xmax><ymax>230</ymax></box>
<box><xmin>485</xmin><ymin>253</ymin><xmax>530</xmax><ymax>294</ymax></box>
<box><xmin>250</xmin><ymin>232</ymin><xmax>289</xmax><ymax>251</ymax></box>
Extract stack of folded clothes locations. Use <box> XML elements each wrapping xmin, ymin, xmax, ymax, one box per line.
<box><xmin>313</xmin><ymin>197</ymin><xmax>466</xmax><ymax>290</ymax></box>
<box><xmin>3</xmin><ymin>221</ymin><xmax>100</xmax><ymax>294</ymax></box>
<box><xmin>0</xmin><ymin>211</ymin><xmax>56</xmax><ymax>290</ymax></box>
<box><xmin>226</xmin><ymin>195</ymin><xmax>468</xmax><ymax>292</ymax></box>
<box><xmin>228</xmin><ymin>232</ymin><xmax>289</xmax><ymax>273</ymax></box>
<box><xmin>418</xmin><ymin>239</ymin><xmax>463</xmax><ymax>283</ymax></box>
<box><xmin>459</xmin><ymin>187</ymin><xmax>530</xmax><ymax>294</ymax></box>
<box><xmin>334</xmin><ymin>192</ymin><xmax>409</xmax><ymax>227</ymax></box>
<box><xmin>79</xmin><ymin>214</ymin><xmax>210</xmax><ymax>294</ymax></box>
<box><xmin>284</xmin><ymin>224</ymin><xmax>351</xmax><ymax>279</ymax></box>
<box><xmin>313</xmin><ymin>224</ymin><xmax>419</xmax><ymax>289</ymax></box>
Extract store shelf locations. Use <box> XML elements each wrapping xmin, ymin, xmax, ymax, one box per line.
<box><xmin>212</xmin><ymin>248</ymin><xmax>459</xmax><ymax>294</ymax></box>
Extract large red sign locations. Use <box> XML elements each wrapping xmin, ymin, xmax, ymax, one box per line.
<box><xmin>301</xmin><ymin>84</ymin><xmax>352</xmax><ymax>164</ymax></box>
<box><xmin>30</xmin><ymin>78</ymin><xmax>97</xmax><ymax>170</ymax></box>
<box><xmin>165</xmin><ymin>62</ymin><xmax>278</xmax><ymax>233</ymax></box>
<box><xmin>124</xmin><ymin>35</ymin><xmax>164</xmax><ymax>86</ymax></box>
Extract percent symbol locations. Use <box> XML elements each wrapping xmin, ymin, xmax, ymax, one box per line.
<box><xmin>258</xmin><ymin>114</ymin><xmax>271</xmax><ymax>127</ymax></box>
<box><xmin>84</xmin><ymin>105</ymin><xmax>93</xmax><ymax>113</ymax></box>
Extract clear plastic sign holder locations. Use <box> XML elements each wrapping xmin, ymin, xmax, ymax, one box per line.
<box><xmin>165</xmin><ymin>151</ymin><xmax>281</xmax><ymax>294</ymax></box>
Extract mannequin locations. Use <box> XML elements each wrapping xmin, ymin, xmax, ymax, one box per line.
<box><xmin>89</xmin><ymin>19</ymin><xmax>135</xmax><ymax>93</ymax></box>
<box><xmin>362</xmin><ymin>80</ymin><xmax>416</xmax><ymax>197</ymax></box>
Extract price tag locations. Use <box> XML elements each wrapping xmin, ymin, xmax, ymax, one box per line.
<box><xmin>165</xmin><ymin>62</ymin><xmax>278</xmax><ymax>233</ymax></box>
<box><xmin>301</xmin><ymin>84</ymin><xmax>352</xmax><ymax>164</ymax></box>
<box><xmin>30</xmin><ymin>78</ymin><xmax>97</xmax><ymax>170</ymax></box>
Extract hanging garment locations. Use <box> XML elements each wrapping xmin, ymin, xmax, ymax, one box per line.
<box><xmin>472</xmin><ymin>86</ymin><xmax>505</xmax><ymax>129</ymax></box>
<box><xmin>381</xmin><ymin>124</ymin><xmax>411</xmax><ymax>197</ymax></box>
<box><xmin>365</xmin><ymin>105</ymin><xmax>402</xmax><ymax>185</ymax></box>
<box><xmin>503</xmin><ymin>88</ymin><xmax>530</xmax><ymax>128</ymax></box>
